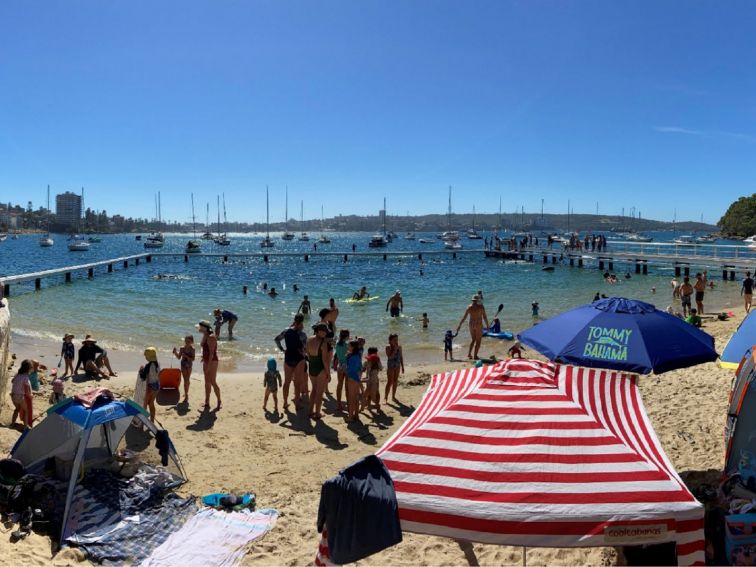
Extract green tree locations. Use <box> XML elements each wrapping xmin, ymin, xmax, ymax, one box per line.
<box><xmin>719</xmin><ymin>194</ymin><xmax>756</xmax><ymax>236</ymax></box>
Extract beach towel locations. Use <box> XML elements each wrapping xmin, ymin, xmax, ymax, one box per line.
<box><xmin>65</xmin><ymin>467</ymin><xmax>196</xmax><ymax>564</ymax></box>
<box><xmin>314</xmin><ymin>527</ymin><xmax>338</xmax><ymax>566</ymax></box>
<box><xmin>140</xmin><ymin>507</ymin><xmax>278</xmax><ymax>567</ymax></box>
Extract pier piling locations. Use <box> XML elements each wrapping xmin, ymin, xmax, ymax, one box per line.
<box><xmin>35</xmin><ymin>278</ymin><xmax>41</xmax><ymax>290</ymax></box>
<box><xmin>108</xmin><ymin>264</ymin><xmax>113</xmax><ymax>273</ymax></box>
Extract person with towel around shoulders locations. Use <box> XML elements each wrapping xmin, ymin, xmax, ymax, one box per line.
<box><xmin>140</xmin><ymin>347</ymin><xmax>161</xmax><ymax>421</ymax></box>
<box><xmin>197</xmin><ymin>320</ymin><xmax>222</xmax><ymax>410</ymax></box>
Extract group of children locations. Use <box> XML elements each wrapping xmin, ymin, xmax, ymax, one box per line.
<box><xmin>262</xmin><ymin>330</ymin><xmax>404</xmax><ymax>423</ymax></box>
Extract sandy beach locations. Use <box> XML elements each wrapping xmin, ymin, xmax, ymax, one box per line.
<box><xmin>0</xmin><ymin>303</ymin><xmax>742</xmax><ymax>565</ymax></box>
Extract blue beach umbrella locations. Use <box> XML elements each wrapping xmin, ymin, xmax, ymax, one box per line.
<box><xmin>720</xmin><ymin>310</ymin><xmax>756</xmax><ymax>369</ymax></box>
<box><xmin>518</xmin><ymin>297</ymin><xmax>717</xmax><ymax>374</ymax></box>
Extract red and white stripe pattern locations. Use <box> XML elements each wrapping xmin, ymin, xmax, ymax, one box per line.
<box><xmin>377</xmin><ymin>359</ymin><xmax>704</xmax><ymax>566</ymax></box>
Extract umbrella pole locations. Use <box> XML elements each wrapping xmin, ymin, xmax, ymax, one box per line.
<box><xmin>456</xmin><ymin>539</ymin><xmax>479</xmax><ymax>566</ymax></box>
<box><xmin>522</xmin><ymin>546</ymin><xmax>527</xmax><ymax>567</ymax></box>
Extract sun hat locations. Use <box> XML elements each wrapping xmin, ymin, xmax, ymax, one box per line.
<box><xmin>472</xmin><ymin>294</ymin><xmax>480</xmax><ymax>301</ymax></box>
<box><xmin>196</xmin><ymin>320</ymin><xmax>212</xmax><ymax>331</ymax></box>
<box><xmin>144</xmin><ymin>347</ymin><xmax>158</xmax><ymax>362</ymax></box>
<box><xmin>82</xmin><ymin>335</ymin><xmax>97</xmax><ymax>343</ymax></box>
<box><xmin>64</xmin><ymin>333</ymin><xmax>75</xmax><ymax>340</ymax></box>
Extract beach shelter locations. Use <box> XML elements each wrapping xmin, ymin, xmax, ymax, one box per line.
<box><xmin>518</xmin><ymin>297</ymin><xmax>717</xmax><ymax>374</ymax></box>
<box><xmin>10</xmin><ymin>395</ymin><xmax>186</xmax><ymax>542</ymax></box>
<box><xmin>724</xmin><ymin>347</ymin><xmax>756</xmax><ymax>479</ymax></box>
<box><xmin>720</xmin><ymin>311</ymin><xmax>756</xmax><ymax>369</ymax></box>
<box><xmin>372</xmin><ymin>359</ymin><xmax>704</xmax><ymax>565</ymax></box>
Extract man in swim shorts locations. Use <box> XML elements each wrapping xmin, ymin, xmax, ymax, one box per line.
<box><xmin>456</xmin><ymin>294</ymin><xmax>489</xmax><ymax>360</ymax></box>
<box><xmin>679</xmin><ymin>277</ymin><xmax>694</xmax><ymax>317</ymax></box>
<box><xmin>743</xmin><ymin>271</ymin><xmax>754</xmax><ymax>313</ymax></box>
<box><xmin>274</xmin><ymin>314</ymin><xmax>307</xmax><ymax>410</ymax></box>
<box><xmin>386</xmin><ymin>291</ymin><xmax>403</xmax><ymax>318</ymax></box>
<box><xmin>297</xmin><ymin>295</ymin><xmax>311</xmax><ymax>315</ymax></box>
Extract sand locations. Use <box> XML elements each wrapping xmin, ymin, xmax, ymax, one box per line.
<box><xmin>0</xmin><ymin>307</ymin><xmax>742</xmax><ymax>566</ymax></box>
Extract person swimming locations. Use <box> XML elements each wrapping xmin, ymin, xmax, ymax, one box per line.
<box><xmin>352</xmin><ymin>286</ymin><xmax>369</xmax><ymax>300</ymax></box>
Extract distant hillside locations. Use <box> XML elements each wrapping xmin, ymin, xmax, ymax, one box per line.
<box><xmin>719</xmin><ymin>194</ymin><xmax>756</xmax><ymax>237</ymax></box>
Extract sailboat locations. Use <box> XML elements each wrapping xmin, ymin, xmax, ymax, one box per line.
<box><xmin>201</xmin><ymin>203</ymin><xmax>214</xmax><ymax>240</ymax></box>
<box><xmin>214</xmin><ymin>195</ymin><xmax>231</xmax><ymax>246</ymax></box>
<box><xmin>185</xmin><ymin>193</ymin><xmax>202</xmax><ymax>253</ymax></box>
<box><xmin>467</xmin><ymin>205</ymin><xmax>482</xmax><ymax>239</ymax></box>
<box><xmin>282</xmin><ymin>186</ymin><xmax>295</xmax><ymax>240</ymax></box>
<box><xmin>298</xmin><ymin>200</ymin><xmax>309</xmax><ymax>241</ymax></box>
<box><xmin>144</xmin><ymin>192</ymin><xmax>166</xmax><ymax>249</ymax></box>
<box><xmin>260</xmin><ymin>186</ymin><xmax>275</xmax><ymax>248</ymax></box>
<box><xmin>39</xmin><ymin>185</ymin><xmax>54</xmax><ymax>247</ymax></box>
<box><xmin>443</xmin><ymin>186</ymin><xmax>462</xmax><ymax>249</ymax></box>
<box><xmin>368</xmin><ymin>198</ymin><xmax>388</xmax><ymax>247</ymax></box>
<box><xmin>68</xmin><ymin>187</ymin><xmax>90</xmax><ymax>251</ymax></box>
<box><xmin>318</xmin><ymin>205</ymin><xmax>331</xmax><ymax>244</ymax></box>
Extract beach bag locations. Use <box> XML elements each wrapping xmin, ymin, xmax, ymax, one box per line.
<box><xmin>725</xmin><ymin>514</ymin><xmax>756</xmax><ymax>565</ymax></box>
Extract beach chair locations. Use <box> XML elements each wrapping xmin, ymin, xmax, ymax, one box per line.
<box><xmin>158</xmin><ymin>368</ymin><xmax>181</xmax><ymax>390</ymax></box>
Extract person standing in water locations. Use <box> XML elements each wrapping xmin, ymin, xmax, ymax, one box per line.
<box><xmin>386</xmin><ymin>291</ymin><xmax>403</xmax><ymax>318</ymax></box>
<box><xmin>306</xmin><ymin>322</ymin><xmax>333</xmax><ymax>420</ymax></box>
<box><xmin>456</xmin><ymin>294</ymin><xmax>489</xmax><ymax>360</ymax></box>
<box><xmin>694</xmin><ymin>271</ymin><xmax>707</xmax><ymax>314</ymax></box>
<box><xmin>297</xmin><ymin>295</ymin><xmax>312</xmax><ymax>316</ymax></box>
<box><xmin>213</xmin><ymin>308</ymin><xmax>238</xmax><ymax>339</ymax></box>
<box><xmin>743</xmin><ymin>272</ymin><xmax>754</xmax><ymax>313</ymax></box>
<box><xmin>197</xmin><ymin>320</ymin><xmax>222</xmax><ymax>410</ymax></box>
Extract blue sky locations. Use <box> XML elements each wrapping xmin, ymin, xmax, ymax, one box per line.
<box><xmin>1</xmin><ymin>1</ymin><xmax>754</xmax><ymax>225</ymax></box>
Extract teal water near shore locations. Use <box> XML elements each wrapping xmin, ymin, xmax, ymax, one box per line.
<box><xmin>0</xmin><ymin>231</ymin><xmax>745</xmax><ymax>368</ymax></box>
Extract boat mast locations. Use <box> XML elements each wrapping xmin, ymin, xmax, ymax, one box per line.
<box><xmin>448</xmin><ymin>186</ymin><xmax>452</xmax><ymax>231</ymax></box>
<box><xmin>223</xmin><ymin>193</ymin><xmax>228</xmax><ymax>235</ymax></box>
<box><xmin>158</xmin><ymin>191</ymin><xmax>162</xmax><ymax>229</ymax></box>
<box><xmin>217</xmin><ymin>195</ymin><xmax>221</xmax><ymax>236</ymax></box>
<box><xmin>383</xmin><ymin>197</ymin><xmax>387</xmax><ymax>236</ymax></box>
<box><xmin>472</xmin><ymin>205</ymin><xmax>476</xmax><ymax>231</ymax></box>
<box><xmin>266</xmin><ymin>185</ymin><xmax>270</xmax><ymax>239</ymax></box>
<box><xmin>301</xmin><ymin>200</ymin><xmax>304</xmax><ymax>233</ymax></box>
<box><xmin>285</xmin><ymin>186</ymin><xmax>289</xmax><ymax>232</ymax></box>
<box><xmin>46</xmin><ymin>185</ymin><xmax>50</xmax><ymax>237</ymax></box>
<box><xmin>191</xmin><ymin>193</ymin><xmax>197</xmax><ymax>239</ymax></box>
<box><xmin>206</xmin><ymin>203</ymin><xmax>210</xmax><ymax>234</ymax></box>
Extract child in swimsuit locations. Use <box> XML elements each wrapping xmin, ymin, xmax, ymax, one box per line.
<box><xmin>173</xmin><ymin>335</ymin><xmax>195</xmax><ymax>401</ymax></box>
<box><xmin>263</xmin><ymin>357</ymin><xmax>282</xmax><ymax>413</ymax></box>
<box><xmin>362</xmin><ymin>348</ymin><xmax>383</xmax><ymax>412</ymax></box>
<box><xmin>10</xmin><ymin>359</ymin><xmax>33</xmax><ymax>429</ymax></box>
<box><xmin>139</xmin><ymin>347</ymin><xmax>161</xmax><ymax>422</ymax></box>
<box><xmin>444</xmin><ymin>330</ymin><xmax>457</xmax><ymax>361</ymax></box>
<box><xmin>50</xmin><ymin>369</ymin><xmax>65</xmax><ymax>404</ymax></box>
<box><xmin>61</xmin><ymin>334</ymin><xmax>75</xmax><ymax>377</ymax></box>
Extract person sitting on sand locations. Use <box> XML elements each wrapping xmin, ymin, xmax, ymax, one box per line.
<box><xmin>263</xmin><ymin>357</ymin><xmax>282</xmax><ymax>414</ymax></box>
<box><xmin>508</xmin><ymin>342</ymin><xmax>526</xmax><ymax>359</ymax></box>
<box><xmin>456</xmin><ymin>295</ymin><xmax>489</xmax><ymax>360</ymax></box>
<box><xmin>213</xmin><ymin>308</ymin><xmax>238</xmax><ymax>339</ymax></box>
<box><xmin>74</xmin><ymin>335</ymin><xmax>117</xmax><ymax>379</ymax></box>
<box><xmin>352</xmin><ymin>286</ymin><xmax>370</xmax><ymax>300</ymax></box>
<box><xmin>139</xmin><ymin>347</ymin><xmax>160</xmax><ymax>422</ymax></box>
<box><xmin>685</xmin><ymin>308</ymin><xmax>702</xmax><ymax>328</ymax></box>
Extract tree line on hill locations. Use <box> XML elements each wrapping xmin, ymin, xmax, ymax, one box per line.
<box><xmin>718</xmin><ymin>194</ymin><xmax>756</xmax><ymax>237</ymax></box>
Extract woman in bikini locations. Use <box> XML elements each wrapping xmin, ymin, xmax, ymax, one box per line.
<box><xmin>307</xmin><ymin>322</ymin><xmax>333</xmax><ymax>420</ymax></box>
<box><xmin>384</xmin><ymin>333</ymin><xmax>404</xmax><ymax>403</ymax></box>
<box><xmin>197</xmin><ymin>320</ymin><xmax>222</xmax><ymax>410</ymax></box>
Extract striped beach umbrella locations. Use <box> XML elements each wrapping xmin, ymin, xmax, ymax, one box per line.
<box><xmin>375</xmin><ymin>359</ymin><xmax>704</xmax><ymax>565</ymax></box>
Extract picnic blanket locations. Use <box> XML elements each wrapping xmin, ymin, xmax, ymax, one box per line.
<box><xmin>140</xmin><ymin>508</ymin><xmax>278</xmax><ymax>567</ymax></box>
<box><xmin>64</xmin><ymin>467</ymin><xmax>196</xmax><ymax>564</ymax></box>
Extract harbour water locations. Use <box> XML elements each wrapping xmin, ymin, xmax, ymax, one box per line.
<box><xmin>0</xmin><ymin>231</ymin><xmax>745</xmax><ymax>369</ymax></box>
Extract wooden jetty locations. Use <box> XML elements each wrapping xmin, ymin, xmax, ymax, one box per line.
<box><xmin>486</xmin><ymin>240</ymin><xmax>756</xmax><ymax>280</ymax></box>
<box><xmin>2</xmin><ymin>253</ymin><xmax>152</xmax><ymax>296</ymax></box>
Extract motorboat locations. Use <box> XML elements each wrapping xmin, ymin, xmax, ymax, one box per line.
<box><xmin>368</xmin><ymin>234</ymin><xmax>388</xmax><ymax>248</ymax></box>
<box><xmin>418</xmin><ymin>238</ymin><xmax>432</xmax><ymax>244</ymax></box>
<box><xmin>673</xmin><ymin>235</ymin><xmax>696</xmax><ymax>246</ymax></box>
<box><xmin>444</xmin><ymin>239</ymin><xmax>462</xmax><ymax>250</ymax></box>
<box><xmin>87</xmin><ymin>236</ymin><xmax>101</xmax><ymax>243</ymax></box>
<box><xmin>39</xmin><ymin>235</ymin><xmax>54</xmax><ymax>247</ymax></box>
<box><xmin>68</xmin><ymin>235</ymin><xmax>90</xmax><ymax>252</ymax></box>
<box><xmin>282</xmin><ymin>231</ymin><xmax>296</xmax><ymax>241</ymax></box>
<box><xmin>695</xmin><ymin>234</ymin><xmax>716</xmax><ymax>244</ymax></box>
<box><xmin>298</xmin><ymin>232</ymin><xmax>310</xmax><ymax>241</ymax></box>
<box><xmin>626</xmin><ymin>233</ymin><xmax>653</xmax><ymax>243</ymax></box>
<box><xmin>144</xmin><ymin>237</ymin><xmax>164</xmax><ymax>249</ymax></box>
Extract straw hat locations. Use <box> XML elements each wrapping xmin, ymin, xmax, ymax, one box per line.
<box><xmin>82</xmin><ymin>335</ymin><xmax>97</xmax><ymax>343</ymax></box>
<box><xmin>196</xmin><ymin>320</ymin><xmax>212</xmax><ymax>332</ymax></box>
<box><xmin>144</xmin><ymin>347</ymin><xmax>158</xmax><ymax>362</ymax></box>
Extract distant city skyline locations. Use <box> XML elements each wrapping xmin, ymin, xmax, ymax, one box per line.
<box><xmin>1</xmin><ymin>2</ymin><xmax>754</xmax><ymax>224</ymax></box>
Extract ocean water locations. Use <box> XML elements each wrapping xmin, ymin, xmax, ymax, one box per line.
<box><xmin>0</xmin><ymin>231</ymin><xmax>746</xmax><ymax>368</ymax></box>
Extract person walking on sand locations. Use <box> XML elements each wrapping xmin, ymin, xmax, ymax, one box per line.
<box><xmin>172</xmin><ymin>335</ymin><xmax>195</xmax><ymax>401</ymax></box>
<box><xmin>139</xmin><ymin>347</ymin><xmax>160</xmax><ymax>421</ymax></box>
<box><xmin>679</xmin><ymin>277</ymin><xmax>694</xmax><ymax>318</ymax></box>
<box><xmin>263</xmin><ymin>357</ymin><xmax>282</xmax><ymax>413</ymax></box>
<box><xmin>694</xmin><ymin>271</ymin><xmax>708</xmax><ymax>314</ymax></box>
<box><xmin>274</xmin><ymin>314</ymin><xmax>307</xmax><ymax>411</ymax></box>
<box><xmin>197</xmin><ymin>320</ymin><xmax>222</xmax><ymax>410</ymax></box>
<box><xmin>10</xmin><ymin>359</ymin><xmax>33</xmax><ymax>430</ymax></box>
<box><xmin>384</xmin><ymin>333</ymin><xmax>404</xmax><ymax>403</ymax></box>
<box><xmin>307</xmin><ymin>322</ymin><xmax>333</xmax><ymax>420</ymax></box>
<box><xmin>456</xmin><ymin>294</ymin><xmax>489</xmax><ymax>360</ymax></box>
<box><xmin>386</xmin><ymin>291</ymin><xmax>403</xmax><ymax>318</ymax></box>
<box><xmin>743</xmin><ymin>272</ymin><xmax>755</xmax><ymax>313</ymax></box>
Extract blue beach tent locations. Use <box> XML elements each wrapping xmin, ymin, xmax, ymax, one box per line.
<box><xmin>518</xmin><ymin>297</ymin><xmax>718</xmax><ymax>374</ymax></box>
<box><xmin>720</xmin><ymin>311</ymin><xmax>756</xmax><ymax>369</ymax></box>
<box><xmin>10</xmin><ymin>396</ymin><xmax>186</xmax><ymax>543</ymax></box>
